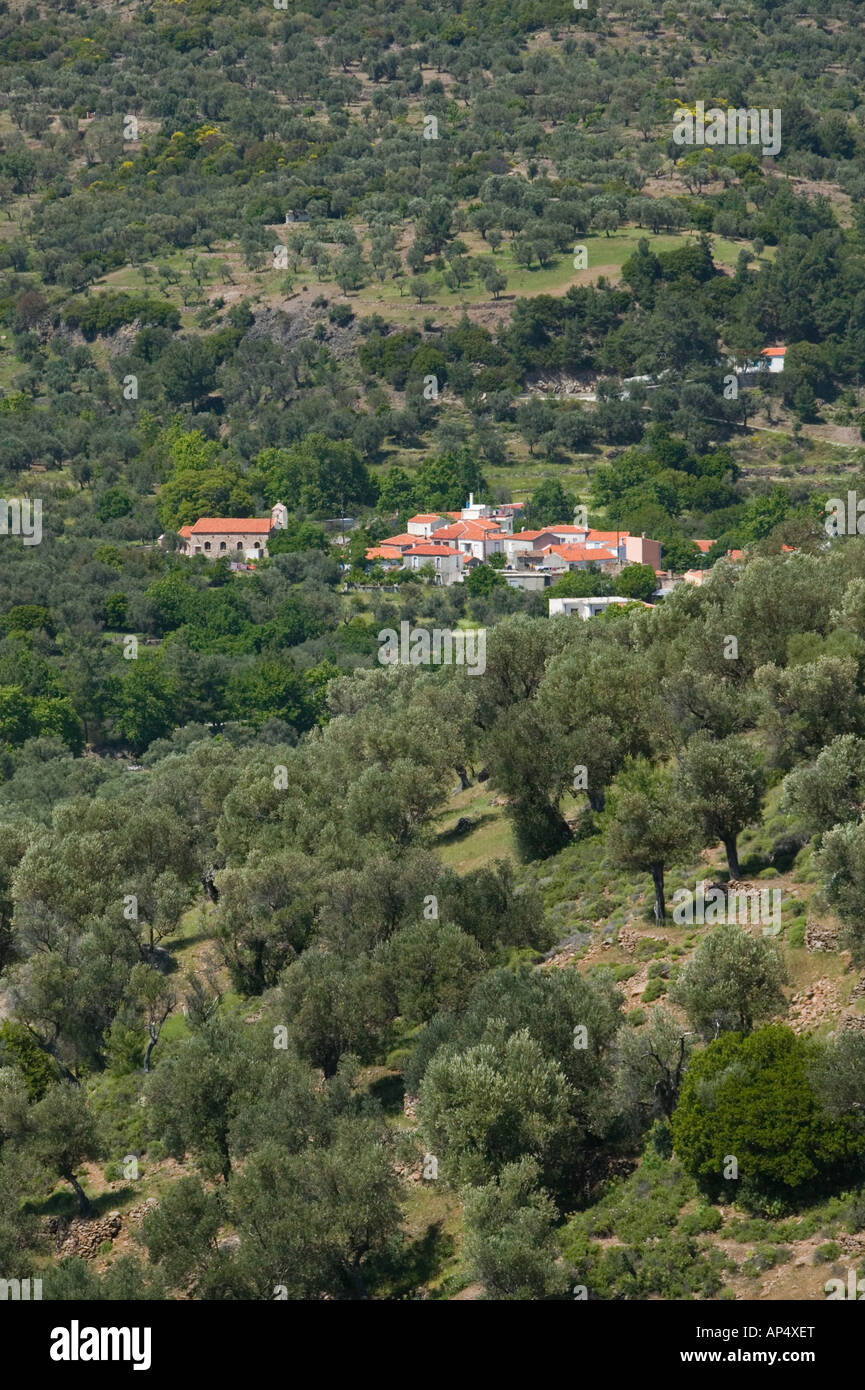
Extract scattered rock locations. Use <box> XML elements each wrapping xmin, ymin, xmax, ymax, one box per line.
<box><xmin>616</xmin><ymin>927</ymin><xmax>639</xmax><ymax>955</ymax></box>
<box><xmin>789</xmin><ymin>977</ymin><xmax>840</xmax><ymax>1032</ymax></box>
<box><xmin>805</xmin><ymin>918</ymin><xmax>839</xmax><ymax>952</ymax></box>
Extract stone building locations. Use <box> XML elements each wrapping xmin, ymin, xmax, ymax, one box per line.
<box><xmin>173</xmin><ymin>503</ymin><xmax>287</xmax><ymax>560</ymax></box>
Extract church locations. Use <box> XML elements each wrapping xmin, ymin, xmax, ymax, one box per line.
<box><xmin>171</xmin><ymin>502</ymin><xmax>288</xmax><ymax>561</ymax></box>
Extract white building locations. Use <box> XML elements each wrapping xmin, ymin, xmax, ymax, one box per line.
<box><xmin>406</xmin><ymin>513</ymin><xmax>451</xmax><ymax>540</ymax></box>
<box><xmin>549</xmin><ymin>596</ymin><xmax>638</xmax><ymax>619</ymax></box>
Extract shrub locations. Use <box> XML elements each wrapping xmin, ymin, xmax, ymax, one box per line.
<box><xmin>0</xmin><ymin>1020</ymin><xmax>58</xmax><ymax>1098</ymax></box>
<box><xmin>814</xmin><ymin>1241</ymin><xmax>841</xmax><ymax>1263</ymax></box>
<box><xmin>787</xmin><ymin>920</ymin><xmax>806</xmax><ymax>948</ymax></box>
<box><xmin>846</xmin><ymin>1195</ymin><xmax>865</xmax><ymax>1234</ymax></box>
<box><xmin>679</xmin><ymin>1204</ymin><xmax>723</xmax><ymax>1236</ymax></box>
<box><xmin>742</xmin><ymin>1245</ymin><xmax>789</xmax><ymax>1276</ymax></box>
<box><xmin>672</xmin><ymin>1026</ymin><xmax>864</xmax><ymax>1208</ymax></box>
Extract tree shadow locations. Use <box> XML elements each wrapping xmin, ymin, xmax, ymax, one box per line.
<box><xmin>438</xmin><ymin>811</ymin><xmax>496</xmax><ymax>844</ymax></box>
<box><xmin>377</xmin><ymin>1221</ymin><xmax>456</xmax><ymax>1298</ymax></box>
<box><xmin>25</xmin><ymin>1183</ymin><xmax>141</xmax><ymax>1221</ymax></box>
<box><xmin>369</xmin><ymin>1072</ymin><xmax>404</xmax><ymax>1117</ymax></box>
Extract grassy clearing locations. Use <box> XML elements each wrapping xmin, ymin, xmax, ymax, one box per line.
<box><xmin>434</xmin><ymin>781</ymin><xmax>516</xmax><ymax>872</ymax></box>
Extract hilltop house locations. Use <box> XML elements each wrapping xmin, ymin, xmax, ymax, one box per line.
<box><xmin>171</xmin><ymin>503</ymin><xmax>288</xmax><ymax>560</ymax></box>
<box><xmin>735</xmin><ymin>345</ymin><xmax>787</xmax><ymax>382</ymax></box>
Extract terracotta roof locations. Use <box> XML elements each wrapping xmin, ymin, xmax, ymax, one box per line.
<box><xmin>190</xmin><ymin>517</ymin><xmax>272</xmax><ymax>534</ymax></box>
<box><xmin>511</xmin><ymin>529</ymin><xmax>549</xmax><ymax>541</ymax></box>
<box><xmin>407</xmin><ymin>514</ymin><xmax>446</xmax><ymax>524</ymax></box>
<box><xmin>761</xmin><ymin>347</ymin><xmax>786</xmax><ymax>357</ymax></box>
<box><xmin>366</xmin><ymin>546</ymin><xmax>403</xmax><ymax>560</ymax></box>
<box><xmin>586</xmin><ymin>530</ymin><xmax>629</xmax><ymax>543</ymax></box>
<box><xmin>379</xmin><ymin>533</ymin><xmax>417</xmax><ymax>548</ymax></box>
<box><xmin>405</xmin><ymin>544</ymin><xmax>461</xmax><ymax>557</ymax></box>
<box><xmin>692</xmin><ymin>539</ymin><xmax>714</xmax><ymax>553</ymax></box>
<box><xmin>434</xmin><ymin>521</ymin><xmax>504</xmax><ymax>541</ymax></box>
<box><xmin>544</xmin><ymin>544</ymin><xmax>618</xmax><ymax>563</ymax></box>
<box><xmin>178</xmin><ymin>525</ymin><xmax>193</xmax><ymax>539</ymax></box>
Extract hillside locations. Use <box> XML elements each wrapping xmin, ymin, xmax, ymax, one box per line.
<box><xmin>4</xmin><ymin>0</ymin><xmax>865</xmax><ymax>1327</ymax></box>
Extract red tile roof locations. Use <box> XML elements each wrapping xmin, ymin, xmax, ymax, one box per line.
<box><xmin>179</xmin><ymin>525</ymin><xmax>193</xmax><ymax>539</ymax></box>
<box><xmin>379</xmin><ymin>533</ymin><xmax>417</xmax><ymax>548</ymax></box>
<box><xmin>692</xmin><ymin>539</ymin><xmax>714</xmax><ymax>553</ymax></box>
<box><xmin>366</xmin><ymin>546</ymin><xmax>403</xmax><ymax>560</ymax></box>
<box><xmin>545</xmin><ymin>544</ymin><xmax>618</xmax><ymax>563</ymax></box>
<box><xmin>405</xmin><ymin>544</ymin><xmax>461</xmax><ymax>557</ymax></box>
<box><xmin>190</xmin><ymin>517</ymin><xmax>272</xmax><ymax>534</ymax></box>
<box><xmin>407</xmin><ymin>513</ymin><xmax>446</xmax><ymax>524</ymax></box>
<box><xmin>434</xmin><ymin>521</ymin><xmax>504</xmax><ymax>541</ymax></box>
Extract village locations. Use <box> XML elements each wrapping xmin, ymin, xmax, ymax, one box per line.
<box><xmin>163</xmin><ymin>491</ymin><xmax>753</xmax><ymax>617</ymax></box>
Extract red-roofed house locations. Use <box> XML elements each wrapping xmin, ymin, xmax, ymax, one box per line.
<box><xmin>538</xmin><ymin>525</ymin><xmax>592</xmax><ymax>547</ymax></box>
<box><xmin>172</xmin><ymin>503</ymin><xmax>288</xmax><ymax>560</ymax></box>
<box><xmin>524</xmin><ymin>528</ymin><xmax>631</xmax><ymax>561</ymax></box>
<box><xmin>406</xmin><ymin>513</ymin><xmax>450</xmax><ymax>540</ymax></box>
<box><xmin>504</xmin><ymin>529</ymin><xmax>549</xmax><ymax>563</ymax></box>
<box><xmin>736</xmin><ymin>346</ymin><xmax>786</xmax><ymax>381</ymax></box>
<box><xmin>692</xmin><ymin>539</ymin><xmax>714</xmax><ymax>554</ymax></box>
<box><xmin>378</xmin><ymin>533</ymin><xmax>419</xmax><ymax>552</ymax></box>
<box><xmin>760</xmin><ymin>346</ymin><xmax>786</xmax><ymax>373</ymax></box>
<box><xmin>366</xmin><ymin>546</ymin><xmax>405</xmax><ymax>567</ymax></box>
<box><xmin>539</xmin><ymin>544</ymin><xmax>619</xmax><ymax>571</ymax></box>
<box><xmin>402</xmin><ymin>544</ymin><xmax>464</xmax><ymax>585</ymax></box>
<box><xmin>432</xmin><ymin>520</ymin><xmax>506</xmax><ymax>561</ymax></box>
